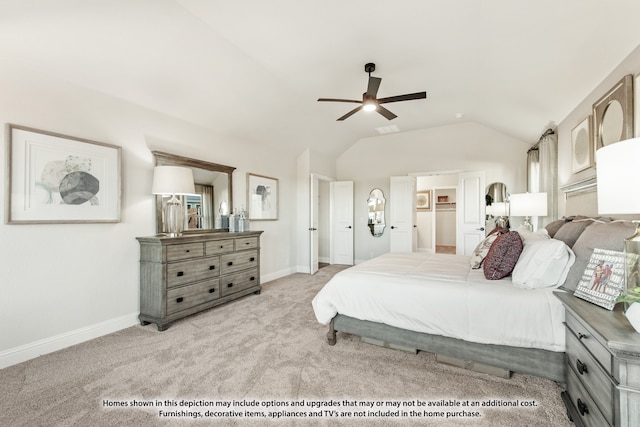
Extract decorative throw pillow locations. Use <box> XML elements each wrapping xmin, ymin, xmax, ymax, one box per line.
<box><xmin>512</xmin><ymin>238</ymin><xmax>576</xmax><ymax>289</ymax></box>
<box><xmin>545</xmin><ymin>218</ymin><xmax>569</xmax><ymax>238</ymax></box>
<box><xmin>483</xmin><ymin>230</ymin><xmax>524</xmax><ymax>280</ymax></box>
<box><xmin>553</xmin><ymin>218</ymin><xmax>596</xmax><ymax>248</ymax></box>
<box><xmin>469</xmin><ymin>228</ymin><xmax>503</xmax><ymax>269</ymax></box>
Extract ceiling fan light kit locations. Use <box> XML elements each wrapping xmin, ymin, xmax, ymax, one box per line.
<box><xmin>318</xmin><ymin>62</ymin><xmax>427</xmax><ymax>121</ymax></box>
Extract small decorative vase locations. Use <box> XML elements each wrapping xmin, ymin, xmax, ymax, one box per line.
<box><xmin>625</xmin><ymin>302</ymin><xmax>640</xmax><ymax>333</ymax></box>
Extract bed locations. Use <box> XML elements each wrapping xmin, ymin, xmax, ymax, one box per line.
<box><xmin>312</xmin><ymin>227</ymin><xmax>579</xmax><ymax>383</ymax></box>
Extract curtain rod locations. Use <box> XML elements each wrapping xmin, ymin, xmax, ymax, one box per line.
<box><xmin>527</xmin><ymin>128</ymin><xmax>555</xmax><ymax>153</ymax></box>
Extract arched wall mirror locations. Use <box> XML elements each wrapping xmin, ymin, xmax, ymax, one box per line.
<box><xmin>485</xmin><ymin>182</ymin><xmax>508</xmax><ymax>205</ymax></box>
<box><xmin>367</xmin><ymin>188</ymin><xmax>386</xmax><ymax>237</ymax></box>
<box><xmin>153</xmin><ymin>151</ymin><xmax>235</xmax><ymax>234</ymax></box>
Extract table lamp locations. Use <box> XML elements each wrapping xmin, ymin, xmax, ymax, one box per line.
<box><xmin>152</xmin><ymin>166</ymin><xmax>195</xmax><ymax>237</ymax></box>
<box><xmin>509</xmin><ymin>192</ymin><xmax>547</xmax><ymax>231</ymax></box>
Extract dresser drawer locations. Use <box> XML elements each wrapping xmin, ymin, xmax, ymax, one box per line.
<box><xmin>167</xmin><ymin>256</ymin><xmax>220</xmax><ymax>287</ymax></box>
<box><xmin>567</xmin><ymin>366</ymin><xmax>610</xmax><ymax>427</ymax></box>
<box><xmin>566</xmin><ymin>311</ymin><xmax>612</xmax><ymax>373</ymax></box>
<box><xmin>221</xmin><ymin>250</ymin><xmax>258</xmax><ymax>275</ymax></box>
<box><xmin>220</xmin><ymin>269</ymin><xmax>259</xmax><ymax>297</ymax></box>
<box><xmin>566</xmin><ymin>326</ymin><xmax>614</xmax><ymax>423</ymax></box>
<box><xmin>166</xmin><ymin>242</ymin><xmax>204</xmax><ymax>261</ymax></box>
<box><xmin>235</xmin><ymin>237</ymin><xmax>259</xmax><ymax>250</ymax></box>
<box><xmin>166</xmin><ymin>279</ymin><xmax>220</xmax><ymax>315</ymax></box>
<box><xmin>205</xmin><ymin>239</ymin><xmax>234</xmax><ymax>255</ymax></box>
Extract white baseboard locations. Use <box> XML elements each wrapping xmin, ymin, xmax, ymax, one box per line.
<box><xmin>261</xmin><ymin>267</ymin><xmax>297</xmax><ymax>283</ymax></box>
<box><xmin>0</xmin><ymin>313</ymin><xmax>139</xmax><ymax>369</ymax></box>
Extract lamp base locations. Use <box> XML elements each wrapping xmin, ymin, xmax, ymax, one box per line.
<box><xmin>163</xmin><ymin>194</ymin><xmax>185</xmax><ymax>237</ymax></box>
<box><xmin>522</xmin><ymin>216</ymin><xmax>533</xmax><ymax>232</ymax></box>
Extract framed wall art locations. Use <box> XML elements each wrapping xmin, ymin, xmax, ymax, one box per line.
<box><xmin>593</xmin><ymin>74</ymin><xmax>634</xmax><ymax>154</ymax></box>
<box><xmin>247</xmin><ymin>173</ymin><xmax>278</xmax><ymax>220</ymax></box>
<box><xmin>570</xmin><ymin>116</ymin><xmax>593</xmax><ymax>173</ymax></box>
<box><xmin>6</xmin><ymin>124</ymin><xmax>121</xmax><ymax>223</ymax></box>
<box><xmin>416</xmin><ymin>190</ymin><xmax>431</xmax><ymax>211</ymax></box>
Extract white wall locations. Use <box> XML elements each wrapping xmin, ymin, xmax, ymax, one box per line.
<box><xmin>336</xmin><ymin>122</ymin><xmax>530</xmax><ymax>263</ymax></box>
<box><xmin>0</xmin><ymin>64</ymin><xmax>298</xmax><ymax>367</ymax></box>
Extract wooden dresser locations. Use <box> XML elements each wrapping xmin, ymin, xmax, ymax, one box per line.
<box><xmin>555</xmin><ymin>292</ymin><xmax>640</xmax><ymax>427</ymax></box>
<box><xmin>136</xmin><ymin>231</ymin><xmax>263</xmax><ymax>331</ymax></box>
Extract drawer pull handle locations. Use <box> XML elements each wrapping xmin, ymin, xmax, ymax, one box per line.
<box><xmin>250</xmin><ymin>257</ymin><xmax>255</xmax><ymax>262</ymax></box>
<box><xmin>245</xmin><ymin>242</ymin><xmax>250</xmax><ymax>245</ymax></box>
<box><xmin>220</xmin><ymin>245</ymin><xmax>224</xmax><ymax>248</ymax></box>
<box><xmin>209</xmin><ymin>265</ymin><xmax>216</xmax><ymax>270</ymax></box>
<box><xmin>576</xmin><ymin>359</ymin><xmax>588</xmax><ymax>375</ymax></box>
<box><xmin>577</xmin><ymin>332</ymin><xmax>587</xmax><ymax>340</ymax></box>
<box><xmin>177</xmin><ymin>271</ymin><xmax>184</xmax><ymax>277</ymax></box>
<box><xmin>577</xmin><ymin>398</ymin><xmax>589</xmax><ymax>416</ymax></box>
<box><xmin>250</xmin><ymin>276</ymin><xmax>255</xmax><ymax>281</ymax></box>
<box><xmin>227</xmin><ymin>283</ymin><xmax>233</xmax><ymax>288</ymax></box>
<box><xmin>176</xmin><ymin>297</ymin><xmax>184</xmax><ymax>303</ymax></box>
<box><xmin>227</xmin><ymin>261</ymin><xmax>233</xmax><ymax>266</ymax></box>
<box><xmin>209</xmin><ymin>288</ymin><xmax>216</xmax><ymax>294</ymax></box>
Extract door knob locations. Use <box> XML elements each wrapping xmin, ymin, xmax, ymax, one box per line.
<box><xmin>308</xmin><ymin>227</ymin><xmax>317</xmax><ymax>231</ymax></box>
<box><xmin>476</xmin><ymin>227</ymin><xmax>485</xmax><ymax>231</ymax></box>
<box><xmin>346</xmin><ymin>225</ymin><xmax>352</xmax><ymax>229</ymax></box>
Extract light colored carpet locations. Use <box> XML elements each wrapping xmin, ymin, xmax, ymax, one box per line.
<box><xmin>0</xmin><ymin>265</ymin><xmax>572</xmax><ymax>426</ymax></box>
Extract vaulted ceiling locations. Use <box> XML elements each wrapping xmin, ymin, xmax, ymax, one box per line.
<box><xmin>3</xmin><ymin>0</ymin><xmax>640</xmax><ymax>158</ymax></box>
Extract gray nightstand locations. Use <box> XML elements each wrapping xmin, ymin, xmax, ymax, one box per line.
<box><xmin>555</xmin><ymin>291</ymin><xmax>640</xmax><ymax>427</ymax></box>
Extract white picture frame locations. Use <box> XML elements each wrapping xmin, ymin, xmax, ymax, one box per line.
<box><xmin>571</xmin><ymin>116</ymin><xmax>593</xmax><ymax>173</ymax></box>
<box><xmin>247</xmin><ymin>173</ymin><xmax>278</xmax><ymax>220</ymax></box>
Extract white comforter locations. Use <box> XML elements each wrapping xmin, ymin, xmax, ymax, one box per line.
<box><xmin>312</xmin><ymin>252</ymin><xmax>565</xmax><ymax>352</ymax></box>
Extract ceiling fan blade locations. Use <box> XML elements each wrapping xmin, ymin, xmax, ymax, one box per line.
<box><xmin>377</xmin><ymin>105</ymin><xmax>397</xmax><ymax>120</ymax></box>
<box><xmin>337</xmin><ymin>105</ymin><xmax>363</xmax><ymax>121</ymax></box>
<box><xmin>377</xmin><ymin>91</ymin><xmax>427</xmax><ymax>104</ymax></box>
<box><xmin>366</xmin><ymin>76</ymin><xmax>381</xmax><ymax>98</ymax></box>
<box><xmin>318</xmin><ymin>98</ymin><xmax>361</xmax><ymax>103</ymax></box>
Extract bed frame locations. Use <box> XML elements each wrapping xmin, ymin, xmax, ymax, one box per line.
<box><xmin>327</xmin><ymin>314</ymin><xmax>566</xmax><ymax>383</ymax></box>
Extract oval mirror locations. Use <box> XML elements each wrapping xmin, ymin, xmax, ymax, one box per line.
<box><xmin>367</xmin><ymin>188</ymin><xmax>386</xmax><ymax>237</ymax></box>
<box><xmin>153</xmin><ymin>151</ymin><xmax>235</xmax><ymax>234</ymax></box>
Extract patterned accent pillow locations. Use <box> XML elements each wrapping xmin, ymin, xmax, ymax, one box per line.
<box><xmin>483</xmin><ymin>230</ymin><xmax>524</xmax><ymax>280</ymax></box>
<box><xmin>469</xmin><ymin>227</ymin><xmax>503</xmax><ymax>269</ymax></box>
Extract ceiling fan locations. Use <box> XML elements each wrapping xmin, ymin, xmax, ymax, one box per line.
<box><xmin>318</xmin><ymin>62</ymin><xmax>427</xmax><ymax>121</ymax></box>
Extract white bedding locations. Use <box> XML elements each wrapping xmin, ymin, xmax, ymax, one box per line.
<box><xmin>312</xmin><ymin>252</ymin><xmax>565</xmax><ymax>352</ymax></box>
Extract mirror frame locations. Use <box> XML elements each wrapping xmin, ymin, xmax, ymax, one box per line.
<box><xmin>153</xmin><ymin>150</ymin><xmax>236</xmax><ymax>234</ymax></box>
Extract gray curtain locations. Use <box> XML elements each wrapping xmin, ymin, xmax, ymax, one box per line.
<box><xmin>527</xmin><ymin>131</ymin><xmax>558</xmax><ymax>228</ymax></box>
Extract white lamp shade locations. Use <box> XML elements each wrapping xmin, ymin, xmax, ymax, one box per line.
<box><xmin>151</xmin><ymin>166</ymin><xmax>196</xmax><ymax>195</ymax></box>
<box><xmin>597</xmin><ymin>137</ymin><xmax>640</xmax><ymax>214</ymax></box>
<box><xmin>509</xmin><ymin>193</ymin><xmax>547</xmax><ymax>217</ymax></box>
<box><xmin>491</xmin><ymin>202</ymin><xmax>509</xmax><ymax>217</ymax></box>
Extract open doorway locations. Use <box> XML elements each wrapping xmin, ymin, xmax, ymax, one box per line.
<box><xmin>416</xmin><ymin>173</ymin><xmax>459</xmax><ymax>254</ymax></box>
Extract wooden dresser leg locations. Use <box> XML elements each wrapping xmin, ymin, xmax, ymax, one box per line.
<box><xmin>327</xmin><ymin>319</ymin><xmax>336</xmax><ymax>346</ymax></box>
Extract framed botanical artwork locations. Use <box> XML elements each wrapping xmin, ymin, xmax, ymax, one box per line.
<box><xmin>571</xmin><ymin>116</ymin><xmax>593</xmax><ymax>173</ymax></box>
<box><xmin>573</xmin><ymin>248</ymin><xmax>638</xmax><ymax>310</ymax></box>
<box><xmin>247</xmin><ymin>173</ymin><xmax>278</xmax><ymax>220</ymax></box>
<box><xmin>416</xmin><ymin>190</ymin><xmax>431</xmax><ymax>211</ymax></box>
<box><xmin>593</xmin><ymin>74</ymin><xmax>634</xmax><ymax>155</ymax></box>
<box><xmin>6</xmin><ymin>124</ymin><xmax>121</xmax><ymax>223</ymax></box>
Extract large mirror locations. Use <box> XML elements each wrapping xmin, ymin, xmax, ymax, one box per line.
<box><xmin>485</xmin><ymin>182</ymin><xmax>508</xmax><ymax>205</ymax></box>
<box><xmin>153</xmin><ymin>151</ymin><xmax>235</xmax><ymax>234</ymax></box>
<box><xmin>485</xmin><ymin>182</ymin><xmax>509</xmax><ymax>228</ymax></box>
<box><xmin>367</xmin><ymin>188</ymin><xmax>386</xmax><ymax>237</ymax></box>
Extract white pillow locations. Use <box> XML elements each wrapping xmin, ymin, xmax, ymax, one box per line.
<box><xmin>513</xmin><ymin>225</ymin><xmax>549</xmax><ymax>243</ymax></box>
<box><xmin>512</xmin><ymin>238</ymin><xmax>575</xmax><ymax>289</ymax></box>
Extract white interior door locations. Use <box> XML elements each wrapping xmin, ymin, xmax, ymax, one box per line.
<box><xmin>330</xmin><ymin>181</ymin><xmax>354</xmax><ymax>265</ymax></box>
<box><xmin>390</xmin><ymin>175</ymin><xmax>417</xmax><ymax>252</ymax></box>
<box><xmin>457</xmin><ymin>171</ymin><xmax>486</xmax><ymax>255</ymax></box>
<box><xmin>310</xmin><ymin>175</ymin><xmax>319</xmax><ymax>274</ymax></box>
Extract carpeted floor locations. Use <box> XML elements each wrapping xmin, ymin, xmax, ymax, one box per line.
<box><xmin>0</xmin><ymin>265</ymin><xmax>572</xmax><ymax>426</ymax></box>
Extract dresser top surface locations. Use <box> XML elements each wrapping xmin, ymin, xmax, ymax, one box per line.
<box><xmin>555</xmin><ymin>291</ymin><xmax>640</xmax><ymax>355</ymax></box>
<box><xmin>136</xmin><ymin>230</ymin><xmax>263</xmax><ymax>244</ymax></box>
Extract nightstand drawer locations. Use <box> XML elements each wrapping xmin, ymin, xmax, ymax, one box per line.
<box><xmin>167</xmin><ymin>257</ymin><xmax>220</xmax><ymax>287</ymax></box>
<box><xmin>167</xmin><ymin>279</ymin><xmax>220</xmax><ymax>315</ymax></box>
<box><xmin>566</xmin><ymin>327</ymin><xmax>614</xmax><ymax>423</ymax></box>
<box><xmin>566</xmin><ymin>311</ymin><xmax>611</xmax><ymax>373</ymax></box>
<box><xmin>205</xmin><ymin>239</ymin><xmax>234</xmax><ymax>255</ymax></box>
<box><xmin>166</xmin><ymin>242</ymin><xmax>204</xmax><ymax>261</ymax></box>
<box><xmin>567</xmin><ymin>367</ymin><xmax>610</xmax><ymax>427</ymax></box>
<box><xmin>220</xmin><ymin>269</ymin><xmax>259</xmax><ymax>297</ymax></box>
<box><xmin>221</xmin><ymin>250</ymin><xmax>258</xmax><ymax>275</ymax></box>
